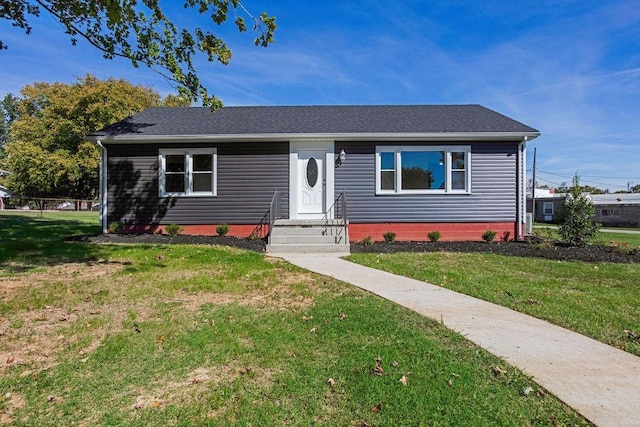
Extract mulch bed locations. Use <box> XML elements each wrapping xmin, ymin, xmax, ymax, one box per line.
<box><xmin>69</xmin><ymin>233</ymin><xmax>267</xmax><ymax>252</ymax></box>
<box><xmin>351</xmin><ymin>239</ymin><xmax>640</xmax><ymax>264</ymax></box>
<box><xmin>71</xmin><ymin>234</ymin><xmax>640</xmax><ymax>264</ymax></box>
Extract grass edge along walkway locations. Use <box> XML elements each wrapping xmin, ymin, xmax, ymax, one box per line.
<box><xmin>282</xmin><ymin>253</ymin><xmax>640</xmax><ymax>427</ymax></box>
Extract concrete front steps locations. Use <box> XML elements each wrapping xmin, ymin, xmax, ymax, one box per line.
<box><xmin>266</xmin><ymin>219</ymin><xmax>350</xmax><ymax>254</ymax></box>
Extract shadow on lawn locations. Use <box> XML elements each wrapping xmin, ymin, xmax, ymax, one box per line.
<box><xmin>0</xmin><ymin>214</ymin><xmax>113</xmax><ymax>272</ymax></box>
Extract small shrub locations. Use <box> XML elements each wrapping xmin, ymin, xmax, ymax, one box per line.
<box><xmin>248</xmin><ymin>232</ymin><xmax>260</xmax><ymax>241</ymax></box>
<box><xmin>108</xmin><ymin>221</ymin><xmax>123</xmax><ymax>234</ymax></box>
<box><xmin>482</xmin><ymin>229</ymin><xmax>497</xmax><ymax>243</ymax></box>
<box><xmin>216</xmin><ymin>223</ymin><xmax>230</xmax><ymax>236</ymax></box>
<box><xmin>362</xmin><ymin>236</ymin><xmax>374</xmax><ymax>245</ymax></box>
<box><xmin>165</xmin><ymin>223</ymin><xmax>184</xmax><ymax>237</ymax></box>
<box><xmin>383</xmin><ymin>231</ymin><xmax>396</xmax><ymax>242</ymax></box>
<box><xmin>427</xmin><ymin>230</ymin><xmax>441</xmax><ymax>242</ymax></box>
<box><xmin>532</xmin><ymin>240</ymin><xmax>553</xmax><ymax>251</ymax></box>
<box><xmin>558</xmin><ymin>173</ymin><xmax>600</xmax><ymax>246</ymax></box>
<box><xmin>610</xmin><ymin>241</ymin><xmax>632</xmax><ymax>255</ymax></box>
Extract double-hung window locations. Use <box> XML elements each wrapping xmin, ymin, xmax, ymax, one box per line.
<box><xmin>159</xmin><ymin>149</ymin><xmax>217</xmax><ymax>197</ymax></box>
<box><xmin>376</xmin><ymin>146</ymin><xmax>471</xmax><ymax>194</ymax></box>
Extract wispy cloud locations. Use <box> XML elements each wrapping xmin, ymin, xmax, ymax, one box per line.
<box><xmin>0</xmin><ymin>0</ymin><xmax>638</xmax><ymax>189</ymax></box>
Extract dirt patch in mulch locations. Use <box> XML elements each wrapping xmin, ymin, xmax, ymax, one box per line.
<box><xmin>74</xmin><ymin>233</ymin><xmax>640</xmax><ymax>264</ymax></box>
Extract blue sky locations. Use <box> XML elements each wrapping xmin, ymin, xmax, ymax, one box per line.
<box><xmin>1</xmin><ymin>0</ymin><xmax>639</xmax><ymax>192</ymax></box>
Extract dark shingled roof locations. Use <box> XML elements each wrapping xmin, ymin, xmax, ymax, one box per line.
<box><xmin>90</xmin><ymin>105</ymin><xmax>539</xmax><ymax>139</ymax></box>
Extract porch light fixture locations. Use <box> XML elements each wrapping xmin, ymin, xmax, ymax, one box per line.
<box><xmin>335</xmin><ymin>149</ymin><xmax>346</xmax><ymax>168</ymax></box>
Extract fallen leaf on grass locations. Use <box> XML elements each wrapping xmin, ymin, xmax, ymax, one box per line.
<box><xmin>302</xmin><ymin>316</ymin><xmax>314</xmax><ymax>321</ymax></box>
<box><xmin>447</xmin><ymin>379</ymin><xmax>453</xmax><ymax>387</ymax></box>
<box><xmin>338</xmin><ymin>312</ymin><xmax>347</xmax><ymax>320</ymax></box>
<box><xmin>374</xmin><ymin>358</ymin><xmax>384</xmax><ymax>376</ymax></box>
<box><xmin>154</xmin><ymin>255</ymin><xmax>165</xmax><ymax>261</ymax></box>
<box><xmin>327</xmin><ymin>378</ymin><xmax>336</xmax><ymax>387</ymax></box>
<box><xmin>522</xmin><ymin>386</ymin><xmax>534</xmax><ymax>396</ymax></box>
<box><xmin>6</xmin><ymin>356</ymin><xmax>14</xmax><ymax>365</ymax></box>
<box><xmin>392</xmin><ymin>360</ymin><xmax>399</xmax><ymax>367</ymax></box>
<box><xmin>309</xmin><ymin>327</ymin><xmax>317</xmax><ymax>333</ymax></box>
<box><xmin>492</xmin><ymin>366</ymin><xmax>506</xmax><ymax>376</ymax></box>
<box><xmin>399</xmin><ymin>375</ymin><xmax>408</xmax><ymax>385</ymax></box>
<box><xmin>152</xmin><ymin>401</ymin><xmax>161</xmax><ymax>408</ymax></box>
<box><xmin>372</xmin><ymin>402</ymin><xmax>383</xmax><ymax>413</ymax></box>
<box><xmin>46</xmin><ymin>395</ymin><xmax>56</xmax><ymax>402</ymax></box>
<box><xmin>156</xmin><ymin>335</ymin><xmax>165</xmax><ymax>343</ymax></box>
<box><xmin>359</xmin><ymin>422</ymin><xmax>372</xmax><ymax>427</ymax></box>
<box><xmin>551</xmin><ymin>414</ymin><xmax>559</xmax><ymax>426</ymax></box>
<box><xmin>624</xmin><ymin>329</ymin><xmax>640</xmax><ymax>341</ymax></box>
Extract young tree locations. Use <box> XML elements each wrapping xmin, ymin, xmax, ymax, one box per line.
<box><xmin>558</xmin><ymin>173</ymin><xmax>600</xmax><ymax>246</ymax></box>
<box><xmin>0</xmin><ymin>1</ymin><xmax>276</xmax><ymax>107</ymax></box>
<box><xmin>3</xmin><ymin>75</ymin><xmax>171</xmax><ymax>199</ymax></box>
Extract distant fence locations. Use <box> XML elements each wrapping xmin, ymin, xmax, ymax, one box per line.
<box><xmin>0</xmin><ymin>197</ymin><xmax>99</xmax><ymax>213</ymax></box>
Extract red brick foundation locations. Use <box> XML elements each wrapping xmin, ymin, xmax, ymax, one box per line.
<box><xmin>120</xmin><ymin>222</ymin><xmax>521</xmax><ymax>242</ymax></box>
<box><xmin>348</xmin><ymin>222</ymin><xmax>519</xmax><ymax>242</ymax></box>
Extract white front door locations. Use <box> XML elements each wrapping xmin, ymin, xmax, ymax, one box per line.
<box><xmin>298</xmin><ymin>150</ymin><xmax>325</xmax><ymax>217</ymax></box>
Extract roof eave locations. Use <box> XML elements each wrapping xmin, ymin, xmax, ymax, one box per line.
<box><xmin>88</xmin><ymin>131</ymin><xmax>540</xmax><ymax>143</ymax></box>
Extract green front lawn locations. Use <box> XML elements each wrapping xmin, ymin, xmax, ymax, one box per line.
<box><xmin>348</xmin><ymin>251</ymin><xmax>640</xmax><ymax>357</ymax></box>
<box><xmin>0</xmin><ymin>212</ymin><xmax>589</xmax><ymax>425</ymax></box>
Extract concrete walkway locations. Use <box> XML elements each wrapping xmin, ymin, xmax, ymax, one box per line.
<box><xmin>280</xmin><ymin>253</ymin><xmax>640</xmax><ymax>427</ymax></box>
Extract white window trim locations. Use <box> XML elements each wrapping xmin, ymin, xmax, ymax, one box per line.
<box><xmin>159</xmin><ymin>148</ymin><xmax>217</xmax><ymax>197</ymax></box>
<box><xmin>543</xmin><ymin>202</ymin><xmax>554</xmax><ymax>215</ymax></box>
<box><xmin>375</xmin><ymin>145</ymin><xmax>471</xmax><ymax>195</ymax></box>
<box><xmin>601</xmin><ymin>208</ymin><xmax>620</xmax><ymax>217</ymax></box>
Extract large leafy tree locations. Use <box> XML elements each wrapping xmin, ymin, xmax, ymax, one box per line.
<box><xmin>0</xmin><ymin>1</ymin><xmax>276</xmax><ymax>107</ymax></box>
<box><xmin>2</xmin><ymin>74</ymin><xmax>173</xmax><ymax>199</ymax></box>
<box><xmin>0</xmin><ymin>93</ymin><xmax>19</xmax><ymax>158</ymax></box>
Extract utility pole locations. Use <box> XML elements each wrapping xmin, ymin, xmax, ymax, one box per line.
<box><xmin>627</xmin><ymin>181</ymin><xmax>633</xmax><ymax>193</ymax></box>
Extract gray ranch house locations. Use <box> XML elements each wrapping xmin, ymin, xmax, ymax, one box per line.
<box><xmin>88</xmin><ymin>105</ymin><xmax>539</xmax><ymax>248</ymax></box>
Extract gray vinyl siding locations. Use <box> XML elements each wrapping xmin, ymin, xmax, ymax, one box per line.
<box><xmin>335</xmin><ymin>141</ymin><xmax>518</xmax><ymax>222</ymax></box>
<box><xmin>106</xmin><ymin>142</ymin><xmax>288</xmax><ymax>225</ymax></box>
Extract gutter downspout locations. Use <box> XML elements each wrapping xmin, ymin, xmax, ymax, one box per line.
<box><xmin>96</xmin><ymin>140</ymin><xmax>108</xmax><ymax>234</ymax></box>
<box><xmin>517</xmin><ymin>137</ymin><xmax>528</xmax><ymax>241</ymax></box>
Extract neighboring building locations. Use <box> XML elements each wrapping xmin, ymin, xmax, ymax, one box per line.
<box><xmin>528</xmin><ymin>188</ymin><xmax>564</xmax><ymax>223</ymax></box>
<box><xmin>528</xmin><ymin>191</ymin><xmax>640</xmax><ymax>227</ymax></box>
<box><xmin>88</xmin><ymin>105</ymin><xmax>539</xmax><ymax>242</ymax></box>
<box><xmin>592</xmin><ymin>194</ymin><xmax>640</xmax><ymax>227</ymax></box>
<box><xmin>0</xmin><ymin>184</ymin><xmax>10</xmax><ymax>210</ymax></box>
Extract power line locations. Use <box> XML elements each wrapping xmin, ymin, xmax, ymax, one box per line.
<box><xmin>537</xmin><ymin>169</ymin><xmax>637</xmax><ymax>181</ymax></box>
<box><xmin>535</xmin><ymin>170</ymin><xmax>633</xmax><ymax>189</ymax></box>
